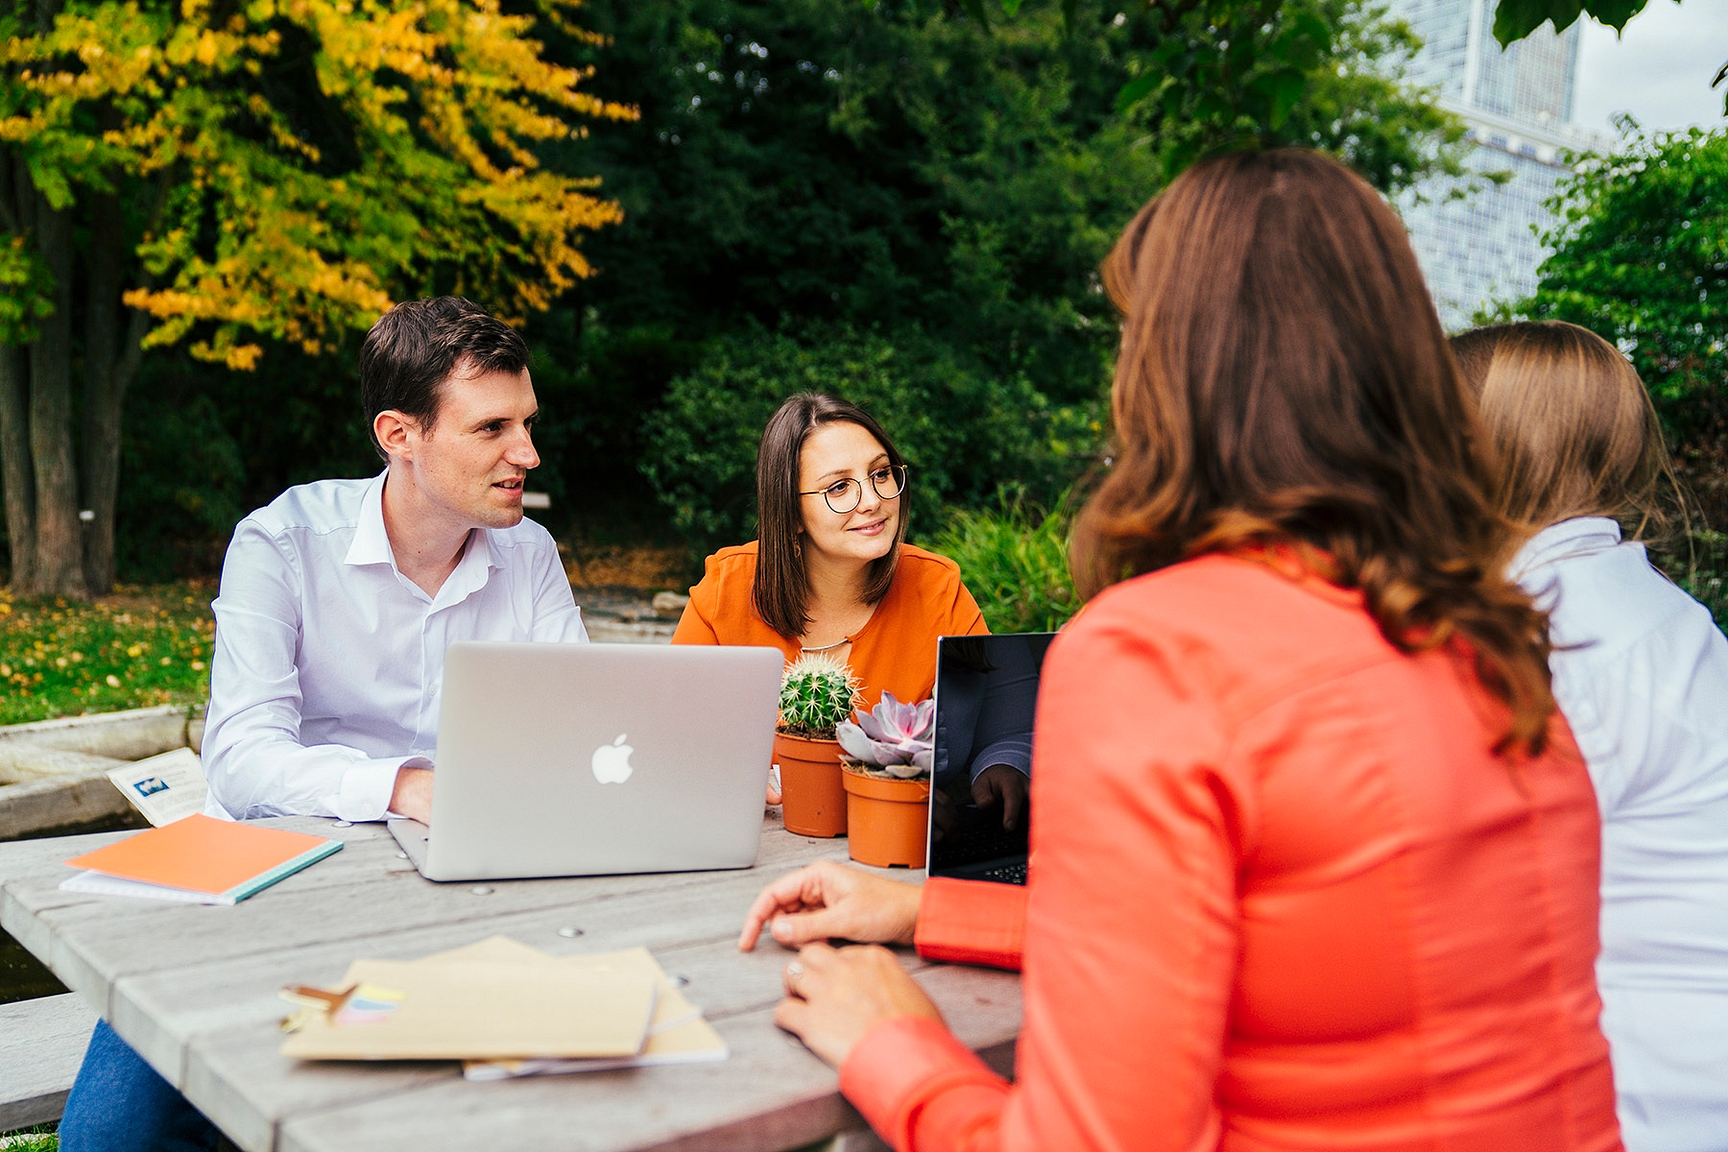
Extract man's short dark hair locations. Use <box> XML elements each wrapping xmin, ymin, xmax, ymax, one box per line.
<box><xmin>360</xmin><ymin>297</ymin><xmax>530</xmax><ymax>461</ymax></box>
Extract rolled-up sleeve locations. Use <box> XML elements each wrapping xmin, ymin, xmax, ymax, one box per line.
<box><xmin>202</xmin><ymin>521</ymin><xmax>424</xmax><ymax>823</ymax></box>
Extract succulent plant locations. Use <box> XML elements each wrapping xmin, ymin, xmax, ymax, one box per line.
<box><xmin>837</xmin><ymin>691</ymin><xmax>935</xmax><ymax>779</ymax></box>
<box><xmin>778</xmin><ymin>653</ymin><xmax>863</xmax><ymax>739</ymax></box>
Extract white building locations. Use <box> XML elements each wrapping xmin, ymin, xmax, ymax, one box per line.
<box><xmin>1389</xmin><ymin>0</ymin><xmax>1613</xmax><ymax>328</ymax></box>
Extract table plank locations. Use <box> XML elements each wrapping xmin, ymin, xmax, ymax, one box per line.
<box><xmin>6</xmin><ymin>814</ymin><xmax>856</xmax><ymax>1011</ymax></box>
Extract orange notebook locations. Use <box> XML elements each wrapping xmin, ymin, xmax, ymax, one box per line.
<box><xmin>62</xmin><ymin>814</ymin><xmax>342</xmax><ymax>905</ymax></box>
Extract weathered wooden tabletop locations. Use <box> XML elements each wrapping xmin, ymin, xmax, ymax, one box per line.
<box><xmin>0</xmin><ymin>813</ymin><xmax>1022</xmax><ymax>1152</ymax></box>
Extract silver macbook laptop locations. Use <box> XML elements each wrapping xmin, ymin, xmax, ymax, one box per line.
<box><xmin>389</xmin><ymin>641</ymin><xmax>783</xmax><ymax>881</ymax></box>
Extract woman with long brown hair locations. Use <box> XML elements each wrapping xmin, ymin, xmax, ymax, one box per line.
<box><xmin>737</xmin><ymin>150</ymin><xmax>1622</xmax><ymax>1150</ymax></box>
<box><xmin>1454</xmin><ymin>320</ymin><xmax>1728</xmax><ymax>1152</ymax></box>
<box><xmin>673</xmin><ymin>392</ymin><xmax>987</xmax><ymax>704</ymax></box>
<box><xmin>674</xmin><ymin>393</ymin><xmax>1021</xmax><ymax>811</ymax></box>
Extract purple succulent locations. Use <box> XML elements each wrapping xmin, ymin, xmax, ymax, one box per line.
<box><xmin>836</xmin><ymin>691</ymin><xmax>935</xmax><ymax>779</ymax></box>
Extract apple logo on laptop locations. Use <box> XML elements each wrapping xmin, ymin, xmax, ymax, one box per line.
<box><xmin>591</xmin><ymin>734</ymin><xmax>634</xmax><ymax>784</ymax></box>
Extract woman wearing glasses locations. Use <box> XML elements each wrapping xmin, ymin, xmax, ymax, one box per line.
<box><xmin>672</xmin><ymin>392</ymin><xmax>987</xmax><ymax>716</ymax></box>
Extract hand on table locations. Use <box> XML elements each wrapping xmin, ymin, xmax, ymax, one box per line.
<box><xmin>738</xmin><ymin>859</ymin><xmax>921</xmax><ymax>952</ymax></box>
<box><xmin>972</xmin><ymin>764</ymin><xmax>1028</xmax><ymax>831</ymax></box>
<box><xmin>775</xmin><ymin>942</ymin><xmax>944</xmax><ymax>1068</ymax></box>
<box><xmin>389</xmin><ymin>766</ymin><xmax>434</xmax><ymax>825</ymax></box>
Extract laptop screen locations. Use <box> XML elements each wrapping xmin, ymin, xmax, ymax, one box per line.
<box><xmin>929</xmin><ymin>632</ymin><xmax>1056</xmax><ymax>886</ymax></box>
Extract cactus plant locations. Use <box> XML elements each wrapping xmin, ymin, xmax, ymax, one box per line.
<box><xmin>777</xmin><ymin>654</ymin><xmax>863</xmax><ymax>739</ymax></box>
<box><xmin>837</xmin><ymin>692</ymin><xmax>935</xmax><ymax>779</ymax></box>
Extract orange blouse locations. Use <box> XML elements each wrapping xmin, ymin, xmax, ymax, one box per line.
<box><xmin>670</xmin><ymin>541</ymin><xmax>987</xmax><ymax>708</ymax></box>
<box><xmin>842</xmin><ymin>554</ymin><xmax>1621</xmax><ymax>1152</ymax></box>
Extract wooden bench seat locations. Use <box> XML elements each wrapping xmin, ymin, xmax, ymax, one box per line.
<box><xmin>0</xmin><ymin>994</ymin><xmax>95</xmax><ymax>1132</ymax></box>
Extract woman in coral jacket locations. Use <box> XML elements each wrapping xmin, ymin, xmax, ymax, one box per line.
<box><xmin>738</xmin><ymin>149</ymin><xmax>1623</xmax><ymax>1152</ymax></box>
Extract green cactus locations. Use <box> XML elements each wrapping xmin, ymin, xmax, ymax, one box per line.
<box><xmin>777</xmin><ymin>653</ymin><xmax>863</xmax><ymax>739</ymax></box>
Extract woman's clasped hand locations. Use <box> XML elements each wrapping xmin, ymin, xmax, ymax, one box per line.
<box><xmin>739</xmin><ymin>860</ymin><xmax>931</xmax><ymax>1067</ymax></box>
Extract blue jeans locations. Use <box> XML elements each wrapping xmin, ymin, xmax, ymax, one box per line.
<box><xmin>59</xmin><ymin>1019</ymin><xmax>219</xmax><ymax>1152</ymax></box>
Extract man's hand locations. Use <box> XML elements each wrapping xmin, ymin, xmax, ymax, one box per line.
<box><xmin>972</xmin><ymin>763</ymin><xmax>1028</xmax><ymax>830</ymax></box>
<box><xmin>738</xmin><ymin>859</ymin><xmax>921</xmax><ymax>952</ymax></box>
<box><xmin>389</xmin><ymin>766</ymin><xmax>434</xmax><ymax>825</ymax></box>
<box><xmin>775</xmin><ymin>942</ymin><xmax>944</xmax><ymax>1068</ymax></box>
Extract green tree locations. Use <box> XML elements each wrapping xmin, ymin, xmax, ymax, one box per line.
<box><xmin>541</xmin><ymin>0</ymin><xmax>1467</xmax><ymax>536</ymax></box>
<box><xmin>1519</xmin><ymin>124</ymin><xmax>1728</xmax><ymax>526</ymax></box>
<box><xmin>0</xmin><ymin>0</ymin><xmax>633</xmax><ymax>597</ymax></box>
<box><xmin>1491</xmin><ymin>0</ymin><xmax>1698</xmax><ymax>43</ymax></box>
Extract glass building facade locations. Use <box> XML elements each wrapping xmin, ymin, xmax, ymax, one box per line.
<box><xmin>1388</xmin><ymin>0</ymin><xmax>1607</xmax><ymax>328</ymax></box>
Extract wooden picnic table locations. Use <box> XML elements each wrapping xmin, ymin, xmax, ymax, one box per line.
<box><xmin>0</xmin><ymin>813</ymin><xmax>1022</xmax><ymax>1152</ymax></box>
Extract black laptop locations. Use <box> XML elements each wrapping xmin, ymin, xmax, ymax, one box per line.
<box><xmin>928</xmin><ymin>633</ymin><xmax>1056</xmax><ymax>886</ymax></box>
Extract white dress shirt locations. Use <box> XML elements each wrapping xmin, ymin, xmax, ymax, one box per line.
<box><xmin>1512</xmin><ymin>517</ymin><xmax>1728</xmax><ymax>1152</ymax></box>
<box><xmin>202</xmin><ymin>472</ymin><xmax>588</xmax><ymax>823</ymax></box>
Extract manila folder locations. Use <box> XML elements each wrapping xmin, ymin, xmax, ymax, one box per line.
<box><xmin>280</xmin><ymin>959</ymin><xmax>657</xmax><ymax>1061</ymax></box>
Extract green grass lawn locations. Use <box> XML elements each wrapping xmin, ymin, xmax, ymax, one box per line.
<box><xmin>0</xmin><ymin>581</ymin><xmax>214</xmax><ymax>725</ymax></box>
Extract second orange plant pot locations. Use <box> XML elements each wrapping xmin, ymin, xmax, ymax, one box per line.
<box><xmin>842</xmin><ymin>767</ymin><xmax>931</xmax><ymax>868</ymax></box>
<box><xmin>775</xmin><ymin>731</ymin><xmax>848</xmax><ymax>837</ymax></box>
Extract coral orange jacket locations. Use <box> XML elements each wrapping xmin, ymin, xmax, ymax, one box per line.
<box><xmin>843</xmin><ymin>554</ymin><xmax>1622</xmax><ymax>1152</ymax></box>
<box><xmin>671</xmin><ymin>541</ymin><xmax>986</xmax><ymax>708</ymax></box>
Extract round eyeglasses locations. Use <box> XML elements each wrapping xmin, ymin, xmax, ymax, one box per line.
<box><xmin>798</xmin><ymin>464</ymin><xmax>908</xmax><ymax>515</ymax></box>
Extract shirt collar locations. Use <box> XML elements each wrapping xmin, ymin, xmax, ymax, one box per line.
<box><xmin>1509</xmin><ymin>516</ymin><xmax>1623</xmax><ymax>583</ymax></box>
<box><xmin>342</xmin><ymin>471</ymin><xmax>506</xmax><ymax>600</ymax></box>
<box><xmin>343</xmin><ymin>471</ymin><xmax>395</xmax><ymax>569</ymax></box>
<box><xmin>437</xmin><ymin>523</ymin><xmax>504</xmax><ymax>608</ymax></box>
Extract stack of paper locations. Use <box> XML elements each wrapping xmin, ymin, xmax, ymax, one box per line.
<box><xmin>279</xmin><ymin>936</ymin><xmax>728</xmax><ymax>1076</ymax></box>
<box><xmin>61</xmin><ymin>814</ymin><xmax>342</xmax><ymax>905</ymax></box>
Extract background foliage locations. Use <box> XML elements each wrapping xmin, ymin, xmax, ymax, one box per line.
<box><xmin>1517</xmin><ymin>123</ymin><xmax>1728</xmax><ymax>623</ymax></box>
<box><xmin>928</xmin><ymin>490</ymin><xmax>1078</xmax><ymax>631</ymax></box>
<box><xmin>553</xmin><ymin>0</ymin><xmax>1467</xmax><ymax>561</ymax></box>
<box><xmin>3</xmin><ymin>0</ymin><xmax>1476</xmax><ymax>588</ymax></box>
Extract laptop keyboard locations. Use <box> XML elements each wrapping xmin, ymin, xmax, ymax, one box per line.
<box><xmin>978</xmin><ymin>859</ymin><xmax>1028</xmax><ymax>885</ymax></box>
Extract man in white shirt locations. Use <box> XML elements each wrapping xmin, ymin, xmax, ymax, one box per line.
<box><xmin>201</xmin><ymin>295</ymin><xmax>587</xmax><ymax>826</ymax></box>
<box><xmin>59</xmin><ymin>297</ymin><xmax>587</xmax><ymax>1152</ymax></box>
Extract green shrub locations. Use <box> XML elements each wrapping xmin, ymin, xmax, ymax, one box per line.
<box><xmin>933</xmin><ymin>491</ymin><xmax>1079</xmax><ymax>635</ymax></box>
<box><xmin>641</xmin><ymin>323</ymin><xmax>1099</xmax><ymax>560</ymax></box>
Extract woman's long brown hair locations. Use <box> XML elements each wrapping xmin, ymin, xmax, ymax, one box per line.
<box><xmin>1072</xmin><ymin>149</ymin><xmax>1555</xmax><ymax>755</ymax></box>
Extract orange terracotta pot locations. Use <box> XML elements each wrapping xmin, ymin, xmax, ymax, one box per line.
<box><xmin>842</xmin><ymin>766</ymin><xmax>931</xmax><ymax>868</ymax></box>
<box><xmin>775</xmin><ymin>732</ymin><xmax>847</xmax><ymax>837</ymax></box>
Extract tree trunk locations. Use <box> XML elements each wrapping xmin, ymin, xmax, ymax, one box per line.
<box><xmin>0</xmin><ymin>343</ymin><xmax>35</xmax><ymax>590</ymax></box>
<box><xmin>81</xmin><ymin>192</ymin><xmax>144</xmax><ymax>597</ymax></box>
<box><xmin>25</xmin><ymin>192</ymin><xmax>88</xmax><ymax>599</ymax></box>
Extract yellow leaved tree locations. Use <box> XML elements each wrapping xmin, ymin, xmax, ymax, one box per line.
<box><xmin>0</xmin><ymin>0</ymin><xmax>634</xmax><ymax>596</ymax></box>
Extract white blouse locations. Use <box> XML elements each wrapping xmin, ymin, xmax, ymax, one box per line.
<box><xmin>1512</xmin><ymin>517</ymin><xmax>1728</xmax><ymax>1152</ymax></box>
